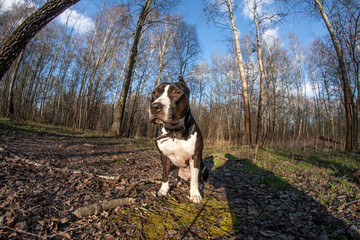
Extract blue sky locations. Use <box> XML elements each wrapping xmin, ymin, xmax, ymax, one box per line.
<box><xmin>176</xmin><ymin>0</ymin><xmax>325</xmax><ymax>62</ymax></box>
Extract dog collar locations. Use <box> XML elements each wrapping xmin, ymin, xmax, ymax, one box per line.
<box><xmin>154</xmin><ymin>111</ymin><xmax>194</xmax><ymax>141</ymax></box>
<box><xmin>154</xmin><ymin>126</ymin><xmax>186</xmax><ymax>141</ymax></box>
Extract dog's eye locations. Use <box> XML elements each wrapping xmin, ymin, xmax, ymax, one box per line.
<box><xmin>173</xmin><ymin>90</ymin><xmax>181</xmax><ymax>96</ymax></box>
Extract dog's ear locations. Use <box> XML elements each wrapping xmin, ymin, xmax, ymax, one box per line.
<box><xmin>178</xmin><ymin>76</ymin><xmax>187</xmax><ymax>86</ymax></box>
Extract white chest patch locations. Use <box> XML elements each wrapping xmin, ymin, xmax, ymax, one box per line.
<box><xmin>157</xmin><ymin>130</ymin><xmax>197</xmax><ymax>168</ymax></box>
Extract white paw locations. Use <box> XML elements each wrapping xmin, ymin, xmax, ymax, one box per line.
<box><xmin>190</xmin><ymin>193</ymin><xmax>202</xmax><ymax>203</ymax></box>
<box><xmin>158</xmin><ymin>182</ymin><xmax>169</xmax><ymax>196</ymax></box>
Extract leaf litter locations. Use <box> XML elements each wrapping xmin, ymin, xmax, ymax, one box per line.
<box><xmin>0</xmin><ymin>121</ymin><xmax>359</xmax><ymax>239</ymax></box>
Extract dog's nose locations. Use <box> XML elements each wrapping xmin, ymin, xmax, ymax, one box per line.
<box><xmin>151</xmin><ymin>102</ymin><xmax>163</xmax><ymax>112</ymax></box>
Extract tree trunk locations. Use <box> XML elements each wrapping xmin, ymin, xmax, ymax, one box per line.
<box><xmin>314</xmin><ymin>0</ymin><xmax>353</xmax><ymax>151</ymax></box>
<box><xmin>253</xmin><ymin>0</ymin><xmax>265</xmax><ymax>148</ymax></box>
<box><xmin>0</xmin><ymin>0</ymin><xmax>80</xmax><ymax>81</ymax></box>
<box><xmin>225</xmin><ymin>0</ymin><xmax>251</xmax><ymax>146</ymax></box>
<box><xmin>319</xmin><ymin>53</ymin><xmax>335</xmax><ymax>140</ymax></box>
<box><xmin>110</xmin><ymin>0</ymin><xmax>152</xmax><ymax>136</ymax></box>
<box><xmin>155</xmin><ymin>16</ymin><xmax>174</xmax><ymax>87</ymax></box>
<box><xmin>73</xmin><ymin>0</ymin><xmax>105</xmax><ymax>129</ymax></box>
<box><xmin>6</xmin><ymin>50</ymin><xmax>25</xmax><ymax>117</ymax></box>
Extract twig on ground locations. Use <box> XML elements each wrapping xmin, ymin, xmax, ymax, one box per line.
<box><xmin>0</xmin><ymin>226</ymin><xmax>45</xmax><ymax>239</ymax></box>
<box><xmin>337</xmin><ymin>199</ymin><xmax>360</xmax><ymax>210</ymax></box>
<box><xmin>122</xmin><ymin>178</ymin><xmax>162</xmax><ymax>197</ymax></box>
<box><xmin>73</xmin><ymin>178</ymin><xmax>161</xmax><ymax>218</ymax></box>
<box><xmin>47</xmin><ymin>225</ymin><xmax>88</xmax><ymax>239</ymax></box>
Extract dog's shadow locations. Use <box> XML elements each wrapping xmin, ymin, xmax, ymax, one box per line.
<box><xmin>204</xmin><ymin>153</ymin><xmax>357</xmax><ymax>239</ymax></box>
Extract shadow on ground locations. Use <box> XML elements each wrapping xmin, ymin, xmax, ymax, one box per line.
<box><xmin>205</xmin><ymin>153</ymin><xmax>358</xmax><ymax>239</ymax></box>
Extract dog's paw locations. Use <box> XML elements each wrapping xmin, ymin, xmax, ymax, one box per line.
<box><xmin>190</xmin><ymin>194</ymin><xmax>202</xmax><ymax>203</ymax></box>
<box><xmin>157</xmin><ymin>182</ymin><xmax>169</xmax><ymax>196</ymax></box>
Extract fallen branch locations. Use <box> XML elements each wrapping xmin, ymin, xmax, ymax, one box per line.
<box><xmin>73</xmin><ymin>198</ymin><xmax>136</xmax><ymax>218</ymax></box>
<box><xmin>73</xmin><ymin>178</ymin><xmax>161</xmax><ymax>218</ymax></box>
<box><xmin>0</xmin><ymin>146</ymin><xmax>118</xmax><ymax>180</ymax></box>
<box><xmin>122</xmin><ymin>178</ymin><xmax>162</xmax><ymax>197</ymax></box>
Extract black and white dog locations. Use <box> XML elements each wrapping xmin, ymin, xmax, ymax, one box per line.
<box><xmin>149</xmin><ymin>76</ymin><xmax>208</xmax><ymax>203</ymax></box>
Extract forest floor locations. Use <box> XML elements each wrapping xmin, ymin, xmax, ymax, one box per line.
<box><xmin>0</xmin><ymin>119</ymin><xmax>359</xmax><ymax>239</ymax></box>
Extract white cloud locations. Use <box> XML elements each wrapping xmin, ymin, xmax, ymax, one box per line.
<box><xmin>57</xmin><ymin>9</ymin><xmax>95</xmax><ymax>34</ymax></box>
<box><xmin>242</xmin><ymin>0</ymin><xmax>274</xmax><ymax>20</ymax></box>
<box><xmin>1</xmin><ymin>0</ymin><xmax>94</xmax><ymax>34</ymax></box>
<box><xmin>0</xmin><ymin>0</ymin><xmax>34</xmax><ymax>12</ymax></box>
<box><xmin>242</xmin><ymin>0</ymin><xmax>254</xmax><ymax>19</ymax></box>
<box><xmin>262</xmin><ymin>27</ymin><xmax>279</xmax><ymax>45</ymax></box>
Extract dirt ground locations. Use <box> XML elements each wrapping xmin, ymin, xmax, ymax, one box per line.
<box><xmin>0</xmin><ymin>122</ymin><xmax>359</xmax><ymax>239</ymax></box>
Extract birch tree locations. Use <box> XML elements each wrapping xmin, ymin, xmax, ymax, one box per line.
<box><xmin>204</xmin><ymin>0</ymin><xmax>252</xmax><ymax>145</ymax></box>
<box><xmin>249</xmin><ymin>0</ymin><xmax>266</xmax><ymax>147</ymax></box>
<box><xmin>154</xmin><ymin>14</ymin><xmax>178</xmax><ymax>86</ymax></box>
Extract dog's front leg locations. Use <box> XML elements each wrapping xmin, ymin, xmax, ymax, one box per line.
<box><xmin>189</xmin><ymin>157</ymin><xmax>202</xmax><ymax>203</ymax></box>
<box><xmin>158</xmin><ymin>155</ymin><xmax>171</xmax><ymax>196</ymax></box>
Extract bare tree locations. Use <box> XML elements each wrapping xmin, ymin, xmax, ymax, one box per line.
<box><xmin>6</xmin><ymin>50</ymin><xmax>24</xmax><ymax>117</ymax></box>
<box><xmin>154</xmin><ymin>14</ymin><xmax>178</xmax><ymax>86</ymax></box>
<box><xmin>281</xmin><ymin>0</ymin><xmax>355</xmax><ymax>149</ymax></box>
<box><xmin>110</xmin><ymin>0</ymin><xmax>180</xmax><ymax>136</ymax></box>
<box><xmin>250</xmin><ymin>0</ymin><xmax>266</xmax><ymax>147</ymax></box>
<box><xmin>173</xmin><ymin>21</ymin><xmax>201</xmax><ymax>77</ymax></box>
<box><xmin>313</xmin><ymin>0</ymin><xmax>353</xmax><ymax>151</ymax></box>
<box><xmin>109</xmin><ymin>0</ymin><xmax>152</xmax><ymax>136</ymax></box>
<box><xmin>204</xmin><ymin>0</ymin><xmax>252</xmax><ymax>145</ymax></box>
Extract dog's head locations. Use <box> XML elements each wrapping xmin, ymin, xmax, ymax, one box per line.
<box><xmin>149</xmin><ymin>76</ymin><xmax>190</xmax><ymax>129</ymax></box>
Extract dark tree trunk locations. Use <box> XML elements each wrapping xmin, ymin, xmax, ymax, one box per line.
<box><xmin>314</xmin><ymin>0</ymin><xmax>353</xmax><ymax>151</ymax></box>
<box><xmin>0</xmin><ymin>0</ymin><xmax>80</xmax><ymax>81</ymax></box>
<box><xmin>109</xmin><ymin>0</ymin><xmax>152</xmax><ymax>136</ymax></box>
<box><xmin>7</xmin><ymin>50</ymin><xmax>25</xmax><ymax>117</ymax></box>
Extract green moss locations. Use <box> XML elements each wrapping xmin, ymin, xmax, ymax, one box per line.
<box><xmin>135</xmin><ymin>196</ymin><xmax>236</xmax><ymax>239</ymax></box>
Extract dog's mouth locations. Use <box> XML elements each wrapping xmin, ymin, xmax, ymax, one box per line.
<box><xmin>150</xmin><ymin>116</ymin><xmax>184</xmax><ymax>129</ymax></box>
<box><xmin>151</xmin><ymin>117</ymin><xmax>178</xmax><ymax>125</ymax></box>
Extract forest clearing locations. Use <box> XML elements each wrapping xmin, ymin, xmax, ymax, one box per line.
<box><xmin>0</xmin><ymin>119</ymin><xmax>359</xmax><ymax>239</ymax></box>
<box><xmin>1</xmin><ymin>0</ymin><xmax>360</xmax><ymax>238</ymax></box>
